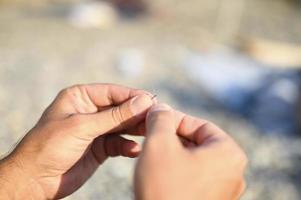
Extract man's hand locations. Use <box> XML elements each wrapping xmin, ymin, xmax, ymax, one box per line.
<box><xmin>134</xmin><ymin>104</ymin><xmax>248</xmax><ymax>200</ymax></box>
<box><xmin>0</xmin><ymin>83</ymin><xmax>154</xmax><ymax>199</ymax></box>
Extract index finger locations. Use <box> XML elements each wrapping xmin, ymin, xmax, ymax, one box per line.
<box><xmin>85</xmin><ymin>83</ymin><xmax>152</xmax><ymax>107</ymax></box>
<box><xmin>43</xmin><ymin>83</ymin><xmax>153</xmax><ymax>120</ymax></box>
<box><xmin>174</xmin><ymin>111</ymin><xmax>228</xmax><ymax>146</ymax></box>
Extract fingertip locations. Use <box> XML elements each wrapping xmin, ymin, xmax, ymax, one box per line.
<box><xmin>123</xmin><ymin>141</ymin><xmax>141</xmax><ymax>158</ymax></box>
<box><xmin>146</xmin><ymin>103</ymin><xmax>174</xmax><ymax>127</ymax></box>
<box><xmin>130</xmin><ymin>94</ymin><xmax>154</xmax><ymax>116</ymax></box>
<box><xmin>137</xmin><ymin>122</ymin><xmax>146</xmax><ymax>136</ymax></box>
<box><xmin>129</xmin><ymin>144</ymin><xmax>141</xmax><ymax>157</ymax></box>
<box><xmin>147</xmin><ymin>103</ymin><xmax>172</xmax><ymax>115</ymax></box>
<box><xmin>134</xmin><ymin>90</ymin><xmax>157</xmax><ymax>103</ymax></box>
<box><xmin>145</xmin><ymin>103</ymin><xmax>179</xmax><ymax>145</ymax></box>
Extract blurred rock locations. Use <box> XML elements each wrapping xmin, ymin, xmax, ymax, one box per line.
<box><xmin>242</xmin><ymin>38</ymin><xmax>301</xmax><ymax>68</ymax></box>
<box><xmin>69</xmin><ymin>1</ymin><xmax>117</xmax><ymax>29</ymax></box>
<box><xmin>183</xmin><ymin>49</ymin><xmax>268</xmax><ymax>113</ymax></box>
<box><xmin>183</xmin><ymin>49</ymin><xmax>301</xmax><ymax>135</ymax></box>
<box><xmin>116</xmin><ymin>48</ymin><xmax>144</xmax><ymax>78</ymax></box>
<box><xmin>110</xmin><ymin>0</ymin><xmax>148</xmax><ymax>18</ymax></box>
<box><xmin>250</xmin><ymin>75</ymin><xmax>300</xmax><ymax>135</ymax></box>
<box><xmin>297</xmin><ymin>95</ymin><xmax>301</xmax><ymax>130</ymax></box>
<box><xmin>0</xmin><ymin>0</ymin><xmax>79</xmax><ymax>7</ymax></box>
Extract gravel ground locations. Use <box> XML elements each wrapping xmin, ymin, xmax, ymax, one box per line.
<box><xmin>0</xmin><ymin>1</ymin><xmax>301</xmax><ymax>199</ymax></box>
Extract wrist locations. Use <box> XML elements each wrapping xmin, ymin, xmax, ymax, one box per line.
<box><xmin>0</xmin><ymin>155</ymin><xmax>46</xmax><ymax>200</ymax></box>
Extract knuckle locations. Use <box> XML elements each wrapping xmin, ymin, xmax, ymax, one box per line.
<box><xmin>203</xmin><ymin>121</ymin><xmax>225</xmax><ymax>135</ymax></box>
<box><xmin>240</xmin><ymin>180</ymin><xmax>247</xmax><ymax>192</ymax></box>
<box><xmin>240</xmin><ymin>152</ymin><xmax>249</xmax><ymax>168</ymax></box>
<box><xmin>58</xmin><ymin>87</ymin><xmax>72</xmax><ymax>99</ymax></box>
<box><xmin>111</xmin><ymin>106</ymin><xmax>125</xmax><ymax>125</ymax></box>
<box><xmin>229</xmin><ymin>177</ymin><xmax>247</xmax><ymax>200</ymax></box>
<box><xmin>201</xmin><ymin>120</ymin><xmax>212</xmax><ymax>127</ymax></box>
<box><xmin>233</xmin><ymin>147</ymin><xmax>248</xmax><ymax>169</ymax></box>
<box><xmin>104</xmin><ymin>136</ymin><xmax>120</xmax><ymax>157</ymax></box>
<box><xmin>67</xmin><ymin>115</ymin><xmax>86</xmax><ymax>130</ymax></box>
<box><xmin>58</xmin><ymin>84</ymin><xmax>85</xmax><ymax>98</ymax></box>
<box><xmin>236</xmin><ymin>179</ymin><xmax>247</xmax><ymax>199</ymax></box>
<box><xmin>219</xmin><ymin>139</ymin><xmax>248</xmax><ymax>169</ymax></box>
<box><xmin>69</xmin><ymin>84</ymin><xmax>85</xmax><ymax>90</ymax></box>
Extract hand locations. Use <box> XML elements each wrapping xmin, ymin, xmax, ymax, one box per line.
<box><xmin>134</xmin><ymin>104</ymin><xmax>248</xmax><ymax>200</ymax></box>
<box><xmin>0</xmin><ymin>83</ymin><xmax>155</xmax><ymax>199</ymax></box>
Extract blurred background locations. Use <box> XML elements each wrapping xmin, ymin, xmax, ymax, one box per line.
<box><xmin>0</xmin><ymin>0</ymin><xmax>301</xmax><ymax>199</ymax></box>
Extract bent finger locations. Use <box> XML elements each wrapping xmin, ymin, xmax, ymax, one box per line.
<box><xmin>104</xmin><ymin>135</ymin><xmax>141</xmax><ymax>158</ymax></box>
<box><xmin>144</xmin><ymin>104</ymin><xmax>182</xmax><ymax>149</ymax></box>
<box><xmin>70</xmin><ymin>94</ymin><xmax>153</xmax><ymax>139</ymax></box>
<box><xmin>175</xmin><ymin>111</ymin><xmax>228</xmax><ymax>145</ymax></box>
<box><xmin>44</xmin><ymin>83</ymin><xmax>153</xmax><ymax>119</ymax></box>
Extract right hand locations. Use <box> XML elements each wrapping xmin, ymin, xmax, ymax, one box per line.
<box><xmin>134</xmin><ymin>104</ymin><xmax>248</xmax><ymax>200</ymax></box>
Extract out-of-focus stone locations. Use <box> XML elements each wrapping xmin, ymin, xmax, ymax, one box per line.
<box><xmin>111</xmin><ymin>0</ymin><xmax>148</xmax><ymax>18</ymax></box>
<box><xmin>242</xmin><ymin>38</ymin><xmax>301</xmax><ymax>68</ymax></box>
<box><xmin>116</xmin><ymin>48</ymin><xmax>145</xmax><ymax>78</ymax></box>
<box><xmin>68</xmin><ymin>1</ymin><xmax>117</xmax><ymax>29</ymax></box>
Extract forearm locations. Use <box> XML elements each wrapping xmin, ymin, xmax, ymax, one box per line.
<box><xmin>0</xmin><ymin>156</ymin><xmax>45</xmax><ymax>200</ymax></box>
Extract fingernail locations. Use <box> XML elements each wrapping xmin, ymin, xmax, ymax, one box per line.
<box><xmin>130</xmin><ymin>94</ymin><xmax>153</xmax><ymax>115</ymax></box>
<box><xmin>148</xmin><ymin>103</ymin><xmax>171</xmax><ymax>113</ymax></box>
<box><xmin>143</xmin><ymin>92</ymin><xmax>158</xmax><ymax>103</ymax></box>
<box><xmin>144</xmin><ymin>91</ymin><xmax>154</xmax><ymax>97</ymax></box>
<box><xmin>130</xmin><ymin>144</ymin><xmax>141</xmax><ymax>153</ymax></box>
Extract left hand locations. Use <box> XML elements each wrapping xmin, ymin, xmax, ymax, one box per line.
<box><xmin>0</xmin><ymin>83</ymin><xmax>154</xmax><ymax>199</ymax></box>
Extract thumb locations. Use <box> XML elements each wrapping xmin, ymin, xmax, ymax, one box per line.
<box><xmin>144</xmin><ymin>104</ymin><xmax>181</xmax><ymax>148</ymax></box>
<box><xmin>70</xmin><ymin>94</ymin><xmax>154</xmax><ymax>139</ymax></box>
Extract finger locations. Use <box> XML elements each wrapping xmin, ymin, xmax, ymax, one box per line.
<box><xmin>235</xmin><ymin>180</ymin><xmax>247</xmax><ymax>200</ymax></box>
<box><xmin>144</xmin><ymin>103</ymin><xmax>182</xmax><ymax>149</ymax></box>
<box><xmin>70</xmin><ymin>94</ymin><xmax>153</xmax><ymax>139</ymax></box>
<box><xmin>44</xmin><ymin>83</ymin><xmax>154</xmax><ymax>119</ymax></box>
<box><xmin>84</xmin><ymin>83</ymin><xmax>153</xmax><ymax>107</ymax></box>
<box><xmin>175</xmin><ymin>111</ymin><xmax>227</xmax><ymax>145</ymax></box>
<box><xmin>193</xmin><ymin>121</ymin><xmax>228</xmax><ymax>147</ymax></box>
<box><xmin>122</xmin><ymin>122</ymin><xmax>146</xmax><ymax>136</ymax></box>
<box><xmin>124</xmin><ymin>115</ymin><xmax>199</xmax><ymax>146</ymax></box>
<box><xmin>179</xmin><ymin>136</ymin><xmax>197</xmax><ymax>148</ymax></box>
<box><xmin>100</xmin><ymin>122</ymin><xmax>145</xmax><ymax>138</ymax></box>
<box><xmin>90</xmin><ymin>136</ymin><xmax>107</xmax><ymax>164</ymax></box>
<box><xmin>104</xmin><ymin>135</ymin><xmax>141</xmax><ymax>158</ymax></box>
<box><xmin>175</xmin><ymin>112</ymin><xmax>242</xmax><ymax>161</ymax></box>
